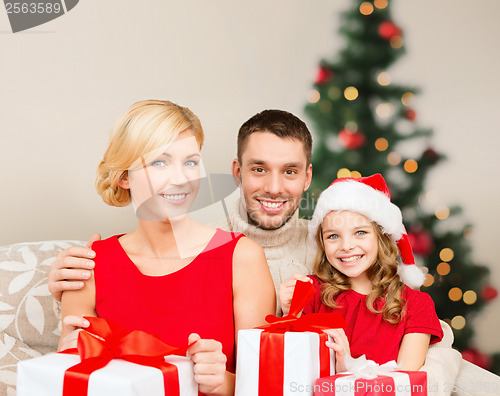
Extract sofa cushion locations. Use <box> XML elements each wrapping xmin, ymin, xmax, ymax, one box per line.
<box><xmin>0</xmin><ymin>240</ymin><xmax>85</xmax><ymax>394</ymax></box>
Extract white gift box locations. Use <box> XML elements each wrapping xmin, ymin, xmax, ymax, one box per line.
<box><xmin>17</xmin><ymin>352</ymin><xmax>198</xmax><ymax>396</ymax></box>
<box><xmin>235</xmin><ymin>328</ymin><xmax>335</xmax><ymax>396</ymax></box>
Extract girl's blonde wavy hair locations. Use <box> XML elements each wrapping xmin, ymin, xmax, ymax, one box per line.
<box><xmin>95</xmin><ymin>100</ymin><xmax>204</xmax><ymax>207</ymax></box>
<box><xmin>314</xmin><ymin>220</ymin><xmax>406</xmax><ymax>324</ymax></box>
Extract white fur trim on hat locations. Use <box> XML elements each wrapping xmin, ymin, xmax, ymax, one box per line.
<box><xmin>308</xmin><ymin>179</ymin><xmax>404</xmax><ymax>242</ymax></box>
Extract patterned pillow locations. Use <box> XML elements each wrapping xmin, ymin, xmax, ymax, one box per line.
<box><xmin>0</xmin><ymin>240</ymin><xmax>85</xmax><ymax>395</ymax></box>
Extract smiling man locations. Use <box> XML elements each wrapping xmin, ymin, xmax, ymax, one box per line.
<box><xmin>226</xmin><ymin>110</ymin><xmax>317</xmax><ymax>303</ymax></box>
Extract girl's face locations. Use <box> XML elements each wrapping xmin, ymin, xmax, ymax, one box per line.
<box><xmin>322</xmin><ymin>210</ymin><xmax>378</xmax><ymax>289</ymax></box>
<box><xmin>126</xmin><ymin>130</ymin><xmax>204</xmax><ymax>222</ymax></box>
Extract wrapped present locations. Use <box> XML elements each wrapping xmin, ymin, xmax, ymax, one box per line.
<box><xmin>314</xmin><ymin>356</ymin><xmax>427</xmax><ymax>396</ymax></box>
<box><xmin>235</xmin><ymin>281</ymin><xmax>346</xmax><ymax>396</ymax></box>
<box><xmin>17</xmin><ymin>317</ymin><xmax>197</xmax><ymax>396</ymax></box>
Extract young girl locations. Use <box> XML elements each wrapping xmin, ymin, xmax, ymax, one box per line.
<box><xmin>59</xmin><ymin>100</ymin><xmax>275</xmax><ymax>396</ymax></box>
<box><xmin>279</xmin><ymin>173</ymin><xmax>443</xmax><ymax>373</ymax></box>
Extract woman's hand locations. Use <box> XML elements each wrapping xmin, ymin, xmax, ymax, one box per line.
<box><xmin>323</xmin><ymin>328</ymin><xmax>351</xmax><ymax>373</ymax></box>
<box><xmin>58</xmin><ymin>315</ymin><xmax>90</xmax><ymax>351</ymax></box>
<box><xmin>187</xmin><ymin>333</ymin><xmax>228</xmax><ymax>395</ymax></box>
<box><xmin>278</xmin><ymin>274</ymin><xmax>312</xmax><ymax>316</ymax></box>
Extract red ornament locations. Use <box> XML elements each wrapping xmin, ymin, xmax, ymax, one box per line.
<box><xmin>481</xmin><ymin>285</ymin><xmax>498</xmax><ymax>301</ymax></box>
<box><xmin>338</xmin><ymin>130</ymin><xmax>366</xmax><ymax>150</ymax></box>
<box><xmin>462</xmin><ymin>348</ymin><xmax>493</xmax><ymax>371</ymax></box>
<box><xmin>378</xmin><ymin>21</ymin><xmax>402</xmax><ymax>40</ymax></box>
<box><xmin>405</xmin><ymin>109</ymin><xmax>416</xmax><ymax>121</ymax></box>
<box><xmin>408</xmin><ymin>228</ymin><xmax>434</xmax><ymax>256</ymax></box>
<box><xmin>315</xmin><ymin>66</ymin><xmax>333</xmax><ymax>85</ymax></box>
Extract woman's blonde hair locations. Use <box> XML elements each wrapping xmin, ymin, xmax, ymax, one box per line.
<box><xmin>95</xmin><ymin>100</ymin><xmax>204</xmax><ymax>207</ymax></box>
<box><xmin>314</xmin><ymin>220</ymin><xmax>406</xmax><ymax>324</ymax></box>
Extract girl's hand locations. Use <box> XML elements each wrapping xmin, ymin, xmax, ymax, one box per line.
<box><xmin>58</xmin><ymin>315</ymin><xmax>90</xmax><ymax>351</ymax></box>
<box><xmin>278</xmin><ymin>274</ymin><xmax>312</xmax><ymax>316</ymax></box>
<box><xmin>187</xmin><ymin>333</ymin><xmax>227</xmax><ymax>395</ymax></box>
<box><xmin>323</xmin><ymin>328</ymin><xmax>351</xmax><ymax>373</ymax></box>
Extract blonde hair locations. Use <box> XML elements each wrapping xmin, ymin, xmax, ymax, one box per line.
<box><xmin>313</xmin><ymin>221</ymin><xmax>406</xmax><ymax>324</ymax></box>
<box><xmin>96</xmin><ymin>100</ymin><xmax>204</xmax><ymax>206</ymax></box>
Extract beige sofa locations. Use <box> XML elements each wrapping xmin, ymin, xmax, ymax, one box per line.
<box><xmin>1</xmin><ymin>239</ymin><xmax>499</xmax><ymax>396</ymax></box>
<box><xmin>0</xmin><ymin>240</ymin><xmax>84</xmax><ymax>395</ymax></box>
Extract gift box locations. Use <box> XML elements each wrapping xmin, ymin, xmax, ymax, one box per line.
<box><xmin>313</xmin><ymin>356</ymin><xmax>427</xmax><ymax>396</ymax></box>
<box><xmin>17</xmin><ymin>317</ymin><xmax>197</xmax><ymax>396</ymax></box>
<box><xmin>17</xmin><ymin>352</ymin><xmax>197</xmax><ymax>396</ymax></box>
<box><xmin>235</xmin><ymin>281</ymin><xmax>346</xmax><ymax>396</ymax></box>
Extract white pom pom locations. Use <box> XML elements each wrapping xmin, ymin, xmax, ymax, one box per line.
<box><xmin>397</xmin><ymin>264</ymin><xmax>426</xmax><ymax>289</ymax></box>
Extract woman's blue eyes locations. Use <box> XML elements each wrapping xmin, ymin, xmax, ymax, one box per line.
<box><xmin>150</xmin><ymin>160</ymin><xmax>198</xmax><ymax>168</ymax></box>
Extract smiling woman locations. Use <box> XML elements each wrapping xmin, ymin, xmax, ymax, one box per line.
<box><xmin>57</xmin><ymin>99</ymin><xmax>275</xmax><ymax>396</ymax></box>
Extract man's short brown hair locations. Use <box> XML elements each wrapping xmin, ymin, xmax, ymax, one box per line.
<box><xmin>237</xmin><ymin>110</ymin><xmax>313</xmax><ymax>164</ymax></box>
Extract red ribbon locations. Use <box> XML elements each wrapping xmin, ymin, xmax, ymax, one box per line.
<box><xmin>61</xmin><ymin>317</ymin><xmax>187</xmax><ymax>396</ymax></box>
<box><xmin>257</xmin><ymin>280</ymin><xmax>346</xmax><ymax>396</ymax></box>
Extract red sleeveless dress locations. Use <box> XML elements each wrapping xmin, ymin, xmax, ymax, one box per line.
<box><xmin>92</xmin><ymin>229</ymin><xmax>243</xmax><ymax>373</ymax></box>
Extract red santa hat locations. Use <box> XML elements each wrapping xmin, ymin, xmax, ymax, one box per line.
<box><xmin>309</xmin><ymin>173</ymin><xmax>426</xmax><ymax>288</ymax></box>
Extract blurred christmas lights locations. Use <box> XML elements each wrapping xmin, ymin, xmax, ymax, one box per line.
<box><xmin>451</xmin><ymin>315</ymin><xmax>466</xmax><ymax>330</ymax></box>
<box><xmin>440</xmin><ymin>248</ymin><xmax>454</xmax><ymax>262</ymax></box>
<box><xmin>435</xmin><ymin>206</ymin><xmax>450</xmax><ymax>220</ymax></box>
<box><xmin>404</xmin><ymin>159</ymin><xmax>418</xmax><ymax>173</ymax></box>
<box><xmin>375</xmin><ymin>137</ymin><xmax>389</xmax><ymax>151</ymax></box>
<box><xmin>344</xmin><ymin>86</ymin><xmax>359</xmax><ymax>101</ymax></box>
<box><xmin>377</xmin><ymin>71</ymin><xmax>392</xmax><ymax>86</ymax></box>
<box><xmin>449</xmin><ymin>287</ymin><xmax>463</xmax><ymax>302</ymax></box>
<box><xmin>387</xmin><ymin>152</ymin><xmax>402</xmax><ymax>165</ymax></box>
<box><xmin>359</xmin><ymin>2</ymin><xmax>374</xmax><ymax>15</ymax></box>
<box><xmin>307</xmin><ymin>89</ymin><xmax>320</xmax><ymax>103</ymax></box>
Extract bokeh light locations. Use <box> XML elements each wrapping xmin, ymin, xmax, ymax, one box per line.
<box><xmin>423</xmin><ymin>274</ymin><xmax>435</xmax><ymax>287</ymax></box>
<box><xmin>344</xmin><ymin>86</ymin><xmax>359</xmax><ymax>101</ymax></box>
<box><xmin>375</xmin><ymin>137</ymin><xmax>389</xmax><ymax>151</ymax></box>
<box><xmin>437</xmin><ymin>262</ymin><xmax>451</xmax><ymax>276</ymax></box>
<box><xmin>449</xmin><ymin>287</ymin><xmax>463</xmax><ymax>302</ymax></box>
<box><xmin>374</xmin><ymin>0</ymin><xmax>388</xmax><ymax>9</ymax></box>
<box><xmin>359</xmin><ymin>2</ymin><xmax>374</xmax><ymax>15</ymax></box>
<box><xmin>376</xmin><ymin>103</ymin><xmax>395</xmax><ymax>118</ymax></box>
<box><xmin>401</xmin><ymin>92</ymin><xmax>414</xmax><ymax>106</ymax></box>
<box><xmin>440</xmin><ymin>248</ymin><xmax>454</xmax><ymax>262</ymax></box>
<box><xmin>435</xmin><ymin>206</ymin><xmax>450</xmax><ymax>220</ymax></box>
<box><xmin>337</xmin><ymin>168</ymin><xmax>352</xmax><ymax>178</ymax></box>
<box><xmin>377</xmin><ymin>72</ymin><xmax>392</xmax><ymax>86</ymax></box>
<box><xmin>463</xmin><ymin>290</ymin><xmax>477</xmax><ymax>305</ymax></box>
<box><xmin>387</xmin><ymin>152</ymin><xmax>402</xmax><ymax>165</ymax></box>
<box><xmin>328</xmin><ymin>86</ymin><xmax>341</xmax><ymax>99</ymax></box>
<box><xmin>351</xmin><ymin>171</ymin><xmax>362</xmax><ymax>178</ymax></box>
<box><xmin>404</xmin><ymin>159</ymin><xmax>418</xmax><ymax>173</ymax></box>
<box><xmin>307</xmin><ymin>89</ymin><xmax>320</xmax><ymax>103</ymax></box>
<box><xmin>451</xmin><ymin>315</ymin><xmax>466</xmax><ymax>330</ymax></box>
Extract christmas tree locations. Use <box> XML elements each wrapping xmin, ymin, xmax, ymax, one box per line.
<box><xmin>302</xmin><ymin>0</ymin><xmax>499</xmax><ymax>373</ymax></box>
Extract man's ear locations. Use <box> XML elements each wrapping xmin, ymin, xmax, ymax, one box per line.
<box><xmin>117</xmin><ymin>171</ymin><xmax>130</xmax><ymax>189</ymax></box>
<box><xmin>231</xmin><ymin>158</ymin><xmax>241</xmax><ymax>187</ymax></box>
<box><xmin>304</xmin><ymin>163</ymin><xmax>313</xmax><ymax>191</ymax></box>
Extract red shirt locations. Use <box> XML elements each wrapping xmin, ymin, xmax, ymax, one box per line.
<box><xmin>93</xmin><ymin>229</ymin><xmax>243</xmax><ymax>373</ymax></box>
<box><xmin>303</xmin><ymin>275</ymin><xmax>443</xmax><ymax>364</ymax></box>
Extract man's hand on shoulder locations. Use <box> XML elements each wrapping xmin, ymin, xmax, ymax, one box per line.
<box><xmin>48</xmin><ymin>234</ymin><xmax>101</xmax><ymax>301</ymax></box>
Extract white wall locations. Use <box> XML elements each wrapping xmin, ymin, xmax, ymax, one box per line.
<box><xmin>1</xmin><ymin>0</ymin><xmax>499</xmax><ymax>352</ymax></box>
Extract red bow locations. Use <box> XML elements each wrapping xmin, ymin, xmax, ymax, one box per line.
<box><xmin>257</xmin><ymin>280</ymin><xmax>346</xmax><ymax>396</ymax></box>
<box><xmin>62</xmin><ymin>317</ymin><xmax>187</xmax><ymax>396</ymax></box>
